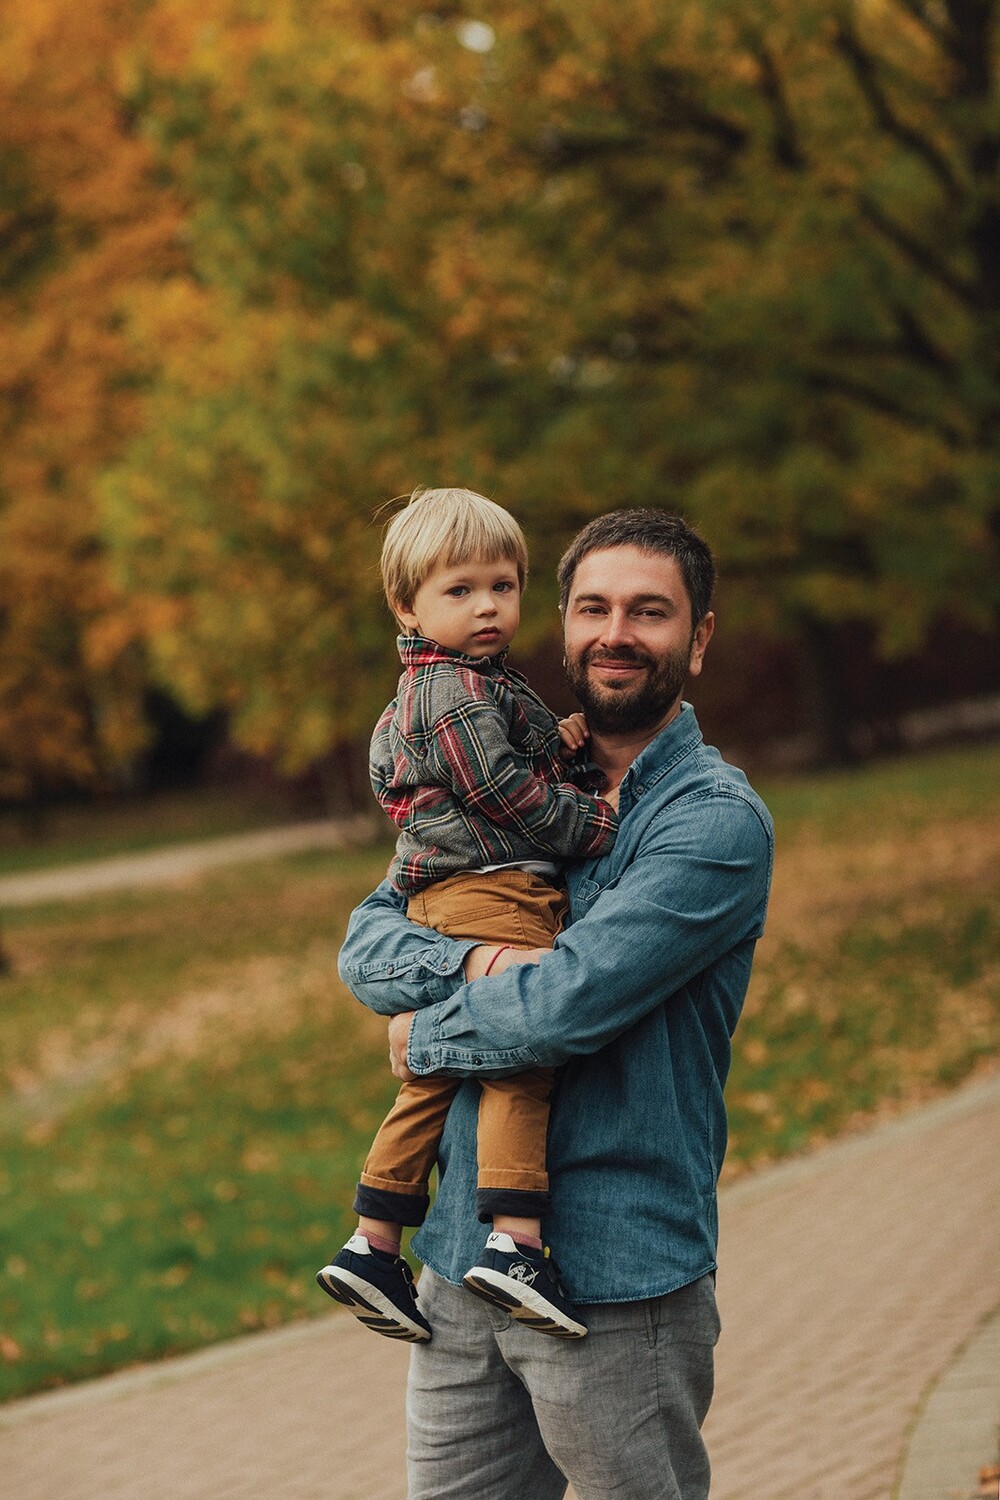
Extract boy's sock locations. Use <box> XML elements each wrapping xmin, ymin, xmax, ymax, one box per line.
<box><xmin>361</xmin><ymin>1231</ymin><xmax>401</xmax><ymax>1256</ymax></box>
<box><xmin>505</xmin><ymin>1232</ymin><xmax>543</xmax><ymax>1252</ymax></box>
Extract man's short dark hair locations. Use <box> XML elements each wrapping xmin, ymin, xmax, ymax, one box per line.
<box><xmin>557</xmin><ymin>509</ymin><xmax>715</xmax><ymax>623</ymax></box>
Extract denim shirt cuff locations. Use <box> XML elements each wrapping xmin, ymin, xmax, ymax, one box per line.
<box><xmin>408</xmin><ymin>1001</ymin><xmax>540</xmax><ymax>1076</ymax></box>
<box><xmin>351</xmin><ymin>935</ymin><xmax>476</xmax><ymax>993</ymax></box>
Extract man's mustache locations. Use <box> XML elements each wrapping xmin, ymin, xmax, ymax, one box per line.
<box><xmin>584</xmin><ymin>648</ymin><xmax>653</xmax><ymax>669</ymax></box>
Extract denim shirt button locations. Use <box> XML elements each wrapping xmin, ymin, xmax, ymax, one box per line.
<box><xmin>472</xmin><ymin>1055</ymin><xmax>484</xmax><ymax>1065</ymax></box>
<box><xmin>385</xmin><ymin>965</ymin><xmax>395</xmax><ymax>976</ymax></box>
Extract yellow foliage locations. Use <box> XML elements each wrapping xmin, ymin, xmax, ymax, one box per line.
<box><xmin>0</xmin><ymin>0</ymin><xmax>183</xmax><ymax>796</ymax></box>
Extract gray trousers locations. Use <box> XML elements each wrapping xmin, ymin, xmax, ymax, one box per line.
<box><xmin>406</xmin><ymin>1268</ymin><xmax>720</xmax><ymax>1500</ymax></box>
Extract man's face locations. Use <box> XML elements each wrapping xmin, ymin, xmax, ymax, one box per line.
<box><xmin>562</xmin><ymin>545</ymin><xmax>713</xmax><ymax>734</ymax></box>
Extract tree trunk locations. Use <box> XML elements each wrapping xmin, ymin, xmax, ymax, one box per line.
<box><xmin>795</xmin><ymin>613</ymin><xmax>862</xmax><ymax>767</ymax></box>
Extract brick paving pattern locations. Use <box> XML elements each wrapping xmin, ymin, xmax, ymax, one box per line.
<box><xmin>707</xmin><ymin>1076</ymin><xmax>1000</xmax><ymax>1500</ymax></box>
<box><xmin>3</xmin><ymin>1074</ymin><xmax>998</xmax><ymax>1500</ymax></box>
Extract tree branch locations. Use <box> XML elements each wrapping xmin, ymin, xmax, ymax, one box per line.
<box><xmin>825</xmin><ymin>302</ymin><xmax>958</xmax><ymax>372</ymax></box>
<box><xmin>834</xmin><ymin>15</ymin><xmax>963</xmax><ymax>201</ymax></box>
<box><xmin>889</xmin><ymin>0</ymin><xmax>954</xmax><ymax>50</ymax></box>
<box><xmin>803</xmin><ymin>365</ymin><xmax>966</xmax><ymax>445</ymax></box>
<box><xmin>890</xmin><ymin>300</ymin><xmax>956</xmax><ymax>371</ymax></box>
<box><xmin>857</xmin><ymin>192</ymin><xmax>978</xmax><ymax>307</ymax></box>
<box><xmin>943</xmin><ymin>0</ymin><xmax>994</xmax><ymax>98</ymax></box>
<box><xmin>647</xmin><ymin>66</ymin><xmax>749</xmax><ymax>155</ymax></box>
<box><xmin>746</xmin><ymin>37</ymin><xmax>808</xmax><ymax>171</ymax></box>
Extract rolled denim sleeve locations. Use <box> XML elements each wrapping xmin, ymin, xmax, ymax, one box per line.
<box><xmin>406</xmin><ymin>790</ymin><xmax>773</xmax><ymax>1075</ymax></box>
<box><xmin>337</xmin><ymin>879</ymin><xmax>475</xmax><ymax>1016</ymax></box>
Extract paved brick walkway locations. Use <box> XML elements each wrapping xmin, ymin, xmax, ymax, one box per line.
<box><xmin>705</xmin><ymin>1073</ymin><xmax>1000</xmax><ymax>1500</ymax></box>
<box><xmin>3</xmin><ymin>1074</ymin><xmax>998</xmax><ymax>1500</ymax></box>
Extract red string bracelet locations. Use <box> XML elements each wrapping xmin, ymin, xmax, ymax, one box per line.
<box><xmin>484</xmin><ymin>945</ymin><xmax>513</xmax><ymax>976</ymax></box>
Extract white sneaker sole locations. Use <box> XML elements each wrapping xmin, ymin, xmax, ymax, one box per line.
<box><xmin>316</xmin><ymin>1264</ymin><xmax>431</xmax><ymax>1342</ymax></box>
<box><xmin>462</xmin><ymin>1266</ymin><xmax>588</xmax><ymax>1339</ymax></box>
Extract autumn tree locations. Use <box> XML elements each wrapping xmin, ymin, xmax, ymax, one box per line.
<box><xmin>101</xmin><ymin>1</ymin><xmax>520</xmax><ymax>770</ymax></box>
<box><xmin>0</xmin><ymin>0</ymin><xmax>181</xmax><ymax>800</ymax></box>
<box><xmin>101</xmin><ymin>0</ymin><xmax>1000</xmax><ymax>767</ymax></box>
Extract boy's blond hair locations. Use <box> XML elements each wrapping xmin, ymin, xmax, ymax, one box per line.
<box><xmin>380</xmin><ymin>487</ymin><xmax>528</xmax><ymax>626</ymax></box>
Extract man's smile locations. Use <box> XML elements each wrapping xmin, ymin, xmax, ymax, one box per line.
<box><xmin>585</xmin><ymin>650</ymin><xmax>652</xmax><ymax>682</ymax></box>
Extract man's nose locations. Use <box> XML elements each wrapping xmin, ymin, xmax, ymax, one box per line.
<box><xmin>598</xmin><ymin>609</ymin><xmax>636</xmax><ymax>648</ymax></box>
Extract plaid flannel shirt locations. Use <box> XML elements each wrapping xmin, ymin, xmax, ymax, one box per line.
<box><xmin>371</xmin><ymin>636</ymin><xmax>618</xmax><ymax>895</ymax></box>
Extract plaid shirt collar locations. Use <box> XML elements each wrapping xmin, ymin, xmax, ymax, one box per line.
<box><xmin>397</xmin><ymin>634</ymin><xmax>511</xmax><ymax>673</ymax></box>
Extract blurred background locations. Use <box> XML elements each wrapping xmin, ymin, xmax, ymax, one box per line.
<box><xmin>2</xmin><ymin>0</ymin><xmax>999</xmax><ymax>818</ymax></box>
<box><xmin>1</xmin><ymin>0</ymin><xmax>998</xmax><ymax>1403</ymax></box>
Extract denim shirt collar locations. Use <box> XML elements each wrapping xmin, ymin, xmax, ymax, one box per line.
<box><xmin>616</xmin><ymin>701</ymin><xmax>703</xmax><ymax>814</ymax></box>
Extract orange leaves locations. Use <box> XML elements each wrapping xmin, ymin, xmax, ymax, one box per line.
<box><xmin>0</xmin><ymin>0</ymin><xmax>997</xmax><ymax>796</ymax></box>
<box><xmin>0</xmin><ymin>0</ymin><xmax>185</xmax><ymax>797</ymax></box>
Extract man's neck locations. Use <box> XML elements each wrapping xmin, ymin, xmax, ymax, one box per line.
<box><xmin>590</xmin><ymin>699</ymin><xmax>683</xmax><ymax>790</ymax></box>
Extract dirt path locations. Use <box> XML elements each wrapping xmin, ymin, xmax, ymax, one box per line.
<box><xmin>0</xmin><ymin>816</ymin><xmax>379</xmax><ymax>908</ymax></box>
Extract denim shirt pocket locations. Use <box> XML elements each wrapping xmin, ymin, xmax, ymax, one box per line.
<box><xmin>573</xmin><ymin>875</ymin><xmax>604</xmax><ymax>913</ymax></box>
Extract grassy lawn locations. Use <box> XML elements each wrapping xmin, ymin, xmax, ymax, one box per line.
<box><xmin>1</xmin><ymin>741</ymin><xmax>998</xmax><ymax>1400</ymax></box>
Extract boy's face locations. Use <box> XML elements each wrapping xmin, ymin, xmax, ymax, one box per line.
<box><xmin>397</xmin><ymin>556</ymin><xmax>521</xmax><ymax>659</ymax></box>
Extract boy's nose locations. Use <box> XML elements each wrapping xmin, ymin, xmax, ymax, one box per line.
<box><xmin>475</xmin><ymin>594</ymin><xmax>498</xmax><ymax>615</ymax></box>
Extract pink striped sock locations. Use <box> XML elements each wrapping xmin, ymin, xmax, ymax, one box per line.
<box><xmin>508</xmin><ymin>1233</ymin><xmax>543</xmax><ymax>1252</ymax></box>
<box><xmin>362</xmin><ymin>1232</ymin><xmax>400</xmax><ymax>1256</ymax></box>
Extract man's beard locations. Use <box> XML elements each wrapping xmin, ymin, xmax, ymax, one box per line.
<box><xmin>564</xmin><ymin>642</ymin><xmax>692</xmax><ymax>734</ymax></box>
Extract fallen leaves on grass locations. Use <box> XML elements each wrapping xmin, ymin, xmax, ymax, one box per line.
<box><xmin>976</xmin><ymin>1463</ymin><xmax>1000</xmax><ymax>1497</ymax></box>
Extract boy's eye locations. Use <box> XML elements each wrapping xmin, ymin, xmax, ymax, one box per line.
<box><xmin>446</xmin><ymin>586</ymin><xmax>469</xmax><ymax>597</ymax></box>
<box><xmin>494</xmin><ymin>581</ymin><xmax>515</xmax><ymax>594</ymax></box>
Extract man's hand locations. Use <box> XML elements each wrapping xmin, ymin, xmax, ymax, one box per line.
<box><xmin>388</xmin><ymin>1010</ymin><xmax>416</xmax><ymax>1082</ymax></box>
<box><xmin>388</xmin><ymin>951</ymin><xmax>548</xmax><ymax>1079</ymax></box>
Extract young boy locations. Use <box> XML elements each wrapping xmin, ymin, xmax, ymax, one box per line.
<box><xmin>316</xmin><ymin>487</ymin><xmax>618</xmax><ymax>1342</ymax></box>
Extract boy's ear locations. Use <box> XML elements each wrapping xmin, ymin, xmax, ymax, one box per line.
<box><xmin>391</xmin><ymin>596</ymin><xmax>419</xmax><ymax>632</ymax></box>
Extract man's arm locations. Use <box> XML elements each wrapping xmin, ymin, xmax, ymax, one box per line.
<box><xmin>403</xmin><ymin>793</ymin><xmax>772</xmax><ymax>1075</ymax></box>
<box><xmin>337</xmin><ymin>879</ymin><xmax>477</xmax><ymax>1017</ymax></box>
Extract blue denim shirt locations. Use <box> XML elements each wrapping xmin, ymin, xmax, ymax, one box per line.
<box><xmin>338</xmin><ymin>703</ymin><xmax>774</xmax><ymax>1303</ymax></box>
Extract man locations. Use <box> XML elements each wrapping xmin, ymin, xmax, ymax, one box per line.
<box><xmin>338</xmin><ymin>509</ymin><xmax>774</xmax><ymax>1499</ymax></box>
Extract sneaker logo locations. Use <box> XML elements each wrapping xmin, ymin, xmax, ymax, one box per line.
<box><xmin>508</xmin><ymin>1263</ymin><xmax>538</xmax><ymax>1286</ymax></box>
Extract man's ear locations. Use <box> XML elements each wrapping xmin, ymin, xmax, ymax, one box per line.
<box><xmin>688</xmin><ymin>612</ymin><xmax>715</xmax><ymax>678</ymax></box>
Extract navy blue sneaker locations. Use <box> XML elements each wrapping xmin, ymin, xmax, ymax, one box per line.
<box><xmin>316</xmin><ymin>1234</ymin><xmax>431</xmax><ymax>1342</ymax></box>
<box><xmin>462</xmin><ymin>1232</ymin><xmax>588</xmax><ymax>1339</ymax></box>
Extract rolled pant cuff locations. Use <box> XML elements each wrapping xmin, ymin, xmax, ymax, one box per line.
<box><xmin>354</xmin><ymin>1184</ymin><xmax>430</xmax><ymax>1226</ymax></box>
<box><xmin>476</xmin><ymin>1188</ymin><xmax>552</xmax><ymax>1224</ymax></box>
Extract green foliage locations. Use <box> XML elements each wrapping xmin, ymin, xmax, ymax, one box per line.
<box><xmin>98</xmin><ymin>0</ymin><xmax>1000</xmax><ymax>768</ymax></box>
<box><xmin>4</xmin><ymin>1</ymin><xmax>1000</xmax><ymax>785</ymax></box>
